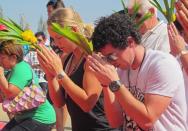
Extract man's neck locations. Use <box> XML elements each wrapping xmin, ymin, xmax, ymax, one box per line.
<box><xmin>131</xmin><ymin>46</ymin><xmax>145</xmax><ymax>70</ymax></box>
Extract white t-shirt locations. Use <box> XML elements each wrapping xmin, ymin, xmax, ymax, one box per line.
<box><xmin>118</xmin><ymin>49</ymin><xmax>188</xmax><ymax>131</ymax></box>
<box><xmin>176</xmin><ymin>45</ymin><xmax>188</xmax><ymax>125</ymax></box>
<box><xmin>182</xmin><ymin>69</ymin><xmax>188</xmax><ymax>125</ymax></box>
<box><xmin>141</xmin><ymin>21</ymin><xmax>170</xmax><ymax>53</ymax></box>
<box><xmin>44</xmin><ymin>38</ymin><xmax>50</xmax><ymax>47</ymax></box>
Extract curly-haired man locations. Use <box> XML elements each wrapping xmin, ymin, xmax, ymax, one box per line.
<box><xmin>86</xmin><ymin>13</ymin><xmax>188</xmax><ymax>131</ymax></box>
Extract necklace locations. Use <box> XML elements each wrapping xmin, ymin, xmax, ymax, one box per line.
<box><xmin>65</xmin><ymin>53</ymin><xmax>84</xmax><ymax>76</ymax></box>
<box><xmin>128</xmin><ymin>49</ymin><xmax>146</xmax><ymax>88</ymax></box>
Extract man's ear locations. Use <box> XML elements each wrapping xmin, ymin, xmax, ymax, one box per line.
<box><xmin>71</xmin><ymin>26</ymin><xmax>79</xmax><ymax>32</ymax></box>
<box><xmin>127</xmin><ymin>36</ymin><xmax>135</xmax><ymax>47</ymax></box>
<box><xmin>148</xmin><ymin>7</ymin><xmax>155</xmax><ymax>15</ymax></box>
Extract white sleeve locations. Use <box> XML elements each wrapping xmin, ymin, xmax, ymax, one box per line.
<box><xmin>145</xmin><ymin>57</ymin><xmax>183</xmax><ymax>97</ymax></box>
<box><xmin>157</xmin><ymin>31</ymin><xmax>170</xmax><ymax>53</ymax></box>
<box><xmin>23</xmin><ymin>52</ymin><xmax>30</xmax><ymax>63</ymax></box>
<box><xmin>24</xmin><ymin>53</ymin><xmax>29</xmax><ymax>62</ymax></box>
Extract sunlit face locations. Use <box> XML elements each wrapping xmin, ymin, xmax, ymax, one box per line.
<box><xmin>0</xmin><ymin>53</ymin><xmax>15</xmax><ymax>69</ymax></box>
<box><xmin>48</xmin><ymin>26</ymin><xmax>77</xmax><ymax>54</ymax></box>
<box><xmin>47</xmin><ymin>5</ymin><xmax>54</xmax><ymax>17</ymax></box>
<box><xmin>36</xmin><ymin>35</ymin><xmax>45</xmax><ymax>45</ymax></box>
<box><xmin>100</xmin><ymin>43</ymin><xmax>135</xmax><ymax>70</ymax></box>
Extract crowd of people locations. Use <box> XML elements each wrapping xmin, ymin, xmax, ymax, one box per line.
<box><xmin>0</xmin><ymin>0</ymin><xmax>188</xmax><ymax>130</ymax></box>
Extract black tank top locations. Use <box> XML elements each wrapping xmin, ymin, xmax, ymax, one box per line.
<box><xmin>62</xmin><ymin>53</ymin><xmax>121</xmax><ymax>131</ymax></box>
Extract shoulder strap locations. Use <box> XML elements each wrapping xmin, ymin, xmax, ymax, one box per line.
<box><xmin>64</xmin><ymin>53</ymin><xmax>74</xmax><ymax>74</ymax></box>
<box><xmin>27</xmin><ymin>68</ymin><xmax>36</xmax><ymax>87</ymax></box>
<box><xmin>4</xmin><ymin>70</ymin><xmax>12</xmax><ymax>80</ymax></box>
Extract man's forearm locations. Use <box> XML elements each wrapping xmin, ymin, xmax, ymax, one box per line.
<box><xmin>103</xmin><ymin>87</ymin><xmax>124</xmax><ymax>128</ymax></box>
<box><xmin>114</xmin><ymin>85</ymin><xmax>159</xmax><ymax>130</ymax></box>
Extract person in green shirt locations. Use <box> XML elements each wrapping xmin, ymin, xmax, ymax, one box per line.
<box><xmin>0</xmin><ymin>40</ymin><xmax>56</xmax><ymax>131</ymax></box>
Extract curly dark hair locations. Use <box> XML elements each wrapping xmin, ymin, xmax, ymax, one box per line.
<box><xmin>92</xmin><ymin>13</ymin><xmax>141</xmax><ymax>51</ymax></box>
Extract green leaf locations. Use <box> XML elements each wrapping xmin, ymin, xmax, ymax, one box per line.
<box><xmin>0</xmin><ymin>30</ymin><xmax>21</xmax><ymax>38</ymax></box>
<box><xmin>51</xmin><ymin>23</ymin><xmax>93</xmax><ymax>54</ymax></box>
<box><xmin>150</xmin><ymin>0</ymin><xmax>175</xmax><ymax>23</ymax></box>
<box><xmin>0</xmin><ymin>33</ymin><xmax>22</xmax><ymax>39</ymax></box>
<box><xmin>131</xmin><ymin>2</ymin><xmax>141</xmax><ymax>19</ymax></box>
<box><xmin>112</xmin><ymin>10</ymin><xmax>117</xmax><ymax>13</ymax></box>
<box><xmin>0</xmin><ymin>34</ymin><xmax>39</xmax><ymax>50</ymax></box>
<box><xmin>0</xmin><ymin>31</ymin><xmax>22</xmax><ymax>39</ymax></box>
<box><xmin>137</xmin><ymin>13</ymin><xmax>153</xmax><ymax>28</ymax></box>
<box><xmin>163</xmin><ymin>0</ymin><xmax>170</xmax><ymax>22</ymax></box>
<box><xmin>0</xmin><ymin>18</ymin><xmax>22</xmax><ymax>34</ymax></box>
<box><xmin>0</xmin><ymin>36</ymin><xmax>21</xmax><ymax>41</ymax></box>
<box><xmin>76</xmin><ymin>33</ymin><xmax>93</xmax><ymax>54</ymax></box>
<box><xmin>150</xmin><ymin>1</ymin><xmax>168</xmax><ymax>21</ymax></box>
<box><xmin>18</xmin><ymin>40</ymin><xmax>42</xmax><ymax>51</ymax></box>
<box><xmin>8</xmin><ymin>18</ymin><xmax>24</xmax><ymax>32</ymax></box>
<box><xmin>150</xmin><ymin>0</ymin><xmax>164</xmax><ymax>13</ymax></box>
<box><xmin>52</xmin><ymin>23</ymin><xmax>79</xmax><ymax>43</ymax></box>
<box><xmin>0</xmin><ymin>18</ymin><xmax>41</xmax><ymax>51</ymax></box>
<box><xmin>121</xmin><ymin>0</ymin><xmax>128</xmax><ymax>13</ymax></box>
<box><xmin>170</xmin><ymin>0</ymin><xmax>175</xmax><ymax>22</ymax></box>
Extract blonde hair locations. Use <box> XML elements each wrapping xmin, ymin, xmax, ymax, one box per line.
<box><xmin>48</xmin><ymin>7</ymin><xmax>94</xmax><ymax>39</ymax></box>
<box><xmin>0</xmin><ymin>40</ymin><xmax>23</xmax><ymax>62</ymax></box>
<box><xmin>128</xmin><ymin>0</ymin><xmax>157</xmax><ymax>16</ymax></box>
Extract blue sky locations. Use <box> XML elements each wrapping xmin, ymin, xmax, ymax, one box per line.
<box><xmin>0</xmin><ymin>0</ymin><xmax>164</xmax><ymax>32</ymax></box>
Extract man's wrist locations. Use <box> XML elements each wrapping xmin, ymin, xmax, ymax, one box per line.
<box><xmin>109</xmin><ymin>80</ymin><xmax>122</xmax><ymax>92</ymax></box>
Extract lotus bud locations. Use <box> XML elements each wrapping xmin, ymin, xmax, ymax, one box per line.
<box><xmin>0</xmin><ymin>24</ymin><xmax>7</xmax><ymax>31</ymax></box>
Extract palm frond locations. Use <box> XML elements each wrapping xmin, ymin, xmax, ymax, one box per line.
<box><xmin>0</xmin><ymin>34</ymin><xmax>22</xmax><ymax>39</ymax></box>
<box><xmin>8</xmin><ymin>18</ymin><xmax>24</xmax><ymax>32</ymax></box>
<box><xmin>52</xmin><ymin>23</ymin><xmax>93</xmax><ymax>54</ymax></box>
<box><xmin>163</xmin><ymin>0</ymin><xmax>170</xmax><ymax>22</ymax></box>
<box><xmin>150</xmin><ymin>0</ymin><xmax>164</xmax><ymax>14</ymax></box>
<box><xmin>131</xmin><ymin>2</ymin><xmax>141</xmax><ymax>19</ymax></box>
<box><xmin>112</xmin><ymin>10</ymin><xmax>117</xmax><ymax>13</ymax></box>
<box><xmin>137</xmin><ymin>13</ymin><xmax>153</xmax><ymax>28</ymax></box>
<box><xmin>0</xmin><ymin>18</ymin><xmax>41</xmax><ymax>51</ymax></box>
<box><xmin>150</xmin><ymin>0</ymin><xmax>175</xmax><ymax>23</ymax></box>
<box><xmin>0</xmin><ymin>30</ymin><xmax>21</xmax><ymax>37</ymax></box>
<box><xmin>170</xmin><ymin>0</ymin><xmax>176</xmax><ymax>22</ymax></box>
<box><xmin>118</xmin><ymin>0</ymin><xmax>152</xmax><ymax>29</ymax></box>
<box><xmin>121</xmin><ymin>0</ymin><xmax>128</xmax><ymax>13</ymax></box>
<box><xmin>0</xmin><ymin>18</ymin><xmax>22</xmax><ymax>34</ymax></box>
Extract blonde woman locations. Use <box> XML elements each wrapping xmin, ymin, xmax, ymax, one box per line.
<box><xmin>37</xmin><ymin>8</ymin><xmax>121</xmax><ymax>131</ymax></box>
